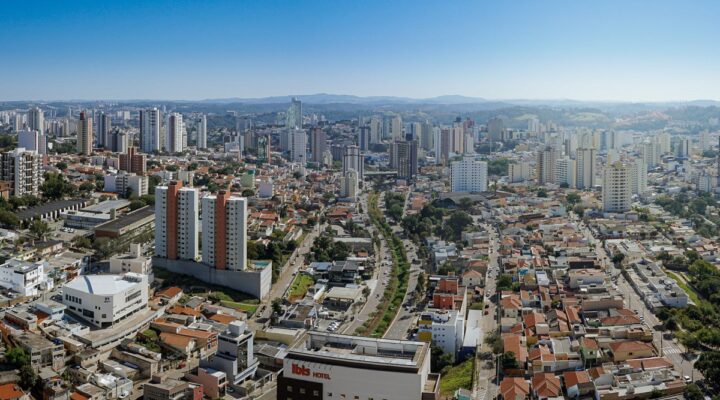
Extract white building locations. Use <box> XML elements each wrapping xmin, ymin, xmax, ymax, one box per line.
<box><xmin>62</xmin><ymin>273</ymin><xmax>148</xmax><ymax>328</ymax></box>
<box><xmin>630</xmin><ymin>159</ymin><xmax>648</xmax><ymax>195</ymax></box>
<box><xmin>289</xmin><ymin>128</ymin><xmax>307</xmax><ymax>164</ymax></box>
<box><xmin>155</xmin><ymin>182</ymin><xmax>199</xmax><ymax>261</ymax></box>
<box><xmin>140</xmin><ymin>108</ymin><xmax>161</xmax><ymax>153</ymax></box>
<box><xmin>27</xmin><ymin>106</ymin><xmax>44</xmax><ymax>134</ymax></box>
<box><xmin>0</xmin><ymin>259</ymin><xmax>52</xmax><ymax>297</ymax></box>
<box><xmin>197</xmin><ymin>114</ymin><xmax>207</xmax><ymax>149</ymax></box>
<box><xmin>536</xmin><ymin>147</ymin><xmax>560</xmax><ymax>184</ymax></box>
<box><xmin>0</xmin><ymin>148</ymin><xmax>43</xmax><ymax>197</ymax></box>
<box><xmin>104</xmin><ymin>172</ymin><xmax>149</xmax><ymax>197</ymax></box>
<box><xmin>278</xmin><ymin>332</ymin><xmax>439</xmax><ymax>400</ymax></box>
<box><xmin>205</xmin><ymin>321</ymin><xmax>258</xmax><ymax>384</ymax></box>
<box><xmin>342</xmin><ymin>145</ymin><xmax>364</xmax><ymax>181</ymax></box>
<box><xmin>339</xmin><ymin>169</ymin><xmax>358</xmax><ymax>199</ymax></box>
<box><xmin>450</xmin><ymin>155</ymin><xmax>487</xmax><ymax>193</ymax></box>
<box><xmin>109</xmin><ymin>244</ymin><xmax>152</xmax><ymax>275</ymax></box>
<box><xmin>554</xmin><ymin>156</ymin><xmax>576</xmax><ymax>188</ymax></box>
<box><xmin>166</xmin><ymin>112</ymin><xmax>185</xmax><ymax>153</ymax></box>
<box><xmin>576</xmin><ymin>147</ymin><xmax>597</xmax><ymax>189</ymax></box>
<box><xmin>18</xmin><ymin>129</ymin><xmax>47</xmax><ymax>155</ymax></box>
<box><xmin>508</xmin><ymin>161</ymin><xmax>532</xmax><ymax>183</ymax></box>
<box><xmin>202</xmin><ymin>192</ymin><xmax>248</xmax><ymax>271</ymax></box>
<box><xmin>603</xmin><ymin>162</ymin><xmax>632</xmax><ymax>213</ymax></box>
<box><xmin>417</xmin><ymin>310</ymin><xmax>464</xmax><ymax>360</ymax></box>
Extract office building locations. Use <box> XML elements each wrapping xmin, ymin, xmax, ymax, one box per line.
<box><xmin>97</xmin><ymin>112</ymin><xmax>111</xmax><ymax>148</ymax></box>
<box><xmin>287</xmin><ymin>97</ymin><xmax>302</xmax><ymax>129</ymax></box>
<box><xmin>140</xmin><ymin>108</ymin><xmax>161</xmax><ymax>153</ymax></box>
<box><xmin>603</xmin><ymin>162</ymin><xmax>632</xmax><ymax>213</ymax></box>
<box><xmin>450</xmin><ymin>155</ymin><xmax>487</xmax><ymax>193</ymax></box>
<box><xmin>278</xmin><ymin>332</ymin><xmax>439</xmax><ymax>400</ymax></box>
<box><xmin>554</xmin><ymin>157</ymin><xmax>576</xmax><ymax>188</ymax></box>
<box><xmin>155</xmin><ymin>181</ymin><xmax>199</xmax><ymax>261</ymax></box>
<box><xmin>27</xmin><ymin>106</ymin><xmax>44</xmax><ymax>134</ymax></box>
<box><xmin>197</xmin><ymin>114</ymin><xmax>207</xmax><ymax>149</ymax></box>
<box><xmin>0</xmin><ymin>259</ymin><xmax>52</xmax><ymax>297</ymax></box>
<box><xmin>205</xmin><ymin>321</ymin><xmax>258</xmax><ymax>384</ymax></box>
<box><xmin>310</xmin><ymin>127</ymin><xmax>327</xmax><ymax>163</ymax></box>
<box><xmin>575</xmin><ymin>147</ymin><xmax>597</xmax><ymax>189</ymax></box>
<box><xmin>342</xmin><ymin>145</ymin><xmax>364</xmax><ymax>181</ymax></box>
<box><xmin>202</xmin><ymin>192</ymin><xmax>248</xmax><ymax>271</ymax></box>
<box><xmin>0</xmin><ymin>148</ymin><xmax>43</xmax><ymax>197</ymax></box>
<box><xmin>536</xmin><ymin>147</ymin><xmax>560</xmax><ymax>185</ymax></box>
<box><xmin>18</xmin><ymin>129</ymin><xmax>47</xmax><ymax>154</ymax></box>
<box><xmin>77</xmin><ymin>111</ymin><xmax>93</xmax><ymax>155</ymax></box>
<box><xmin>389</xmin><ymin>140</ymin><xmax>418</xmax><ymax>182</ymax></box>
<box><xmin>166</xmin><ymin>113</ymin><xmax>185</xmax><ymax>153</ymax></box>
<box><xmin>289</xmin><ymin>128</ymin><xmax>307</xmax><ymax>164</ymax></box>
<box><xmin>62</xmin><ymin>273</ymin><xmax>148</xmax><ymax>328</ymax></box>
<box><xmin>119</xmin><ymin>146</ymin><xmax>146</xmax><ymax>175</ymax></box>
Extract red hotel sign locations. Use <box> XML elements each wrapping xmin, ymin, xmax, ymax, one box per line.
<box><xmin>292</xmin><ymin>363</ymin><xmax>331</xmax><ymax>380</ymax></box>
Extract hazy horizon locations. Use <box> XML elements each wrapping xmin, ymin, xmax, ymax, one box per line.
<box><xmin>2</xmin><ymin>0</ymin><xmax>720</xmax><ymax>102</ymax></box>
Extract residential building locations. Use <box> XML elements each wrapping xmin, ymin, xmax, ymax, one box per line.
<box><xmin>97</xmin><ymin>112</ymin><xmax>111</xmax><ymax>148</ymax></box>
<box><xmin>77</xmin><ymin>111</ymin><xmax>93</xmax><ymax>155</ymax></box>
<box><xmin>450</xmin><ymin>155</ymin><xmax>487</xmax><ymax>193</ymax></box>
<box><xmin>630</xmin><ymin>159</ymin><xmax>648</xmax><ymax>195</ymax></box>
<box><xmin>0</xmin><ymin>148</ymin><xmax>43</xmax><ymax>197</ymax></box>
<box><xmin>310</xmin><ymin>127</ymin><xmax>326</xmax><ymax>163</ymax></box>
<box><xmin>197</xmin><ymin>114</ymin><xmax>207</xmax><ymax>149</ymax></box>
<box><xmin>417</xmin><ymin>310</ymin><xmax>464</xmax><ymax>360</ymax></box>
<box><xmin>603</xmin><ymin>162</ymin><xmax>632</xmax><ymax>213</ymax></box>
<box><xmin>536</xmin><ymin>147</ymin><xmax>560</xmax><ymax>185</ymax></box>
<box><xmin>342</xmin><ymin>145</ymin><xmax>364</xmax><ymax>181</ymax></box>
<box><xmin>119</xmin><ymin>146</ymin><xmax>146</xmax><ymax>175</ymax></box>
<box><xmin>166</xmin><ymin>112</ymin><xmax>184</xmax><ymax>153</ymax></box>
<box><xmin>576</xmin><ymin>147</ymin><xmax>597</xmax><ymax>189</ymax></box>
<box><xmin>391</xmin><ymin>140</ymin><xmax>418</xmax><ymax>182</ymax></box>
<box><xmin>554</xmin><ymin>156</ymin><xmax>576</xmax><ymax>188</ymax></box>
<box><xmin>289</xmin><ymin>128</ymin><xmax>307</xmax><ymax>164</ymax></box>
<box><xmin>487</xmin><ymin>117</ymin><xmax>504</xmax><ymax>141</ymax></box>
<box><xmin>61</xmin><ymin>273</ymin><xmax>148</xmax><ymax>328</ymax></box>
<box><xmin>205</xmin><ymin>321</ymin><xmax>258</xmax><ymax>384</ymax></box>
<box><xmin>0</xmin><ymin>259</ymin><xmax>52</xmax><ymax>297</ymax></box>
<box><xmin>104</xmin><ymin>172</ymin><xmax>148</xmax><ymax>197</ymax></box>
<box><xmin>155</xmin><ymin>181</ymin><xmax>199</xmax><ymax>261</ymax></box>
<box><xmin>508</xmin><ymin>162</ymin><xmax>531</xmax><ymax>183</ymax></box>
<box><xmin>339</xmin><ymin>169</ymin><xmax>359</xmax><ymax>199</ymax></box>
<box><xmin>18</xmin><ymin>129</ymin><xmax>47</xmax><ymax>154</ymax></box>
<box><xmin>27</xmin><ymin>106</ymin><xmax>44</xmax><ymax>134</ymax></box>
<box><xmin>202</xmin><ymin>192</ymin><xmax>248</xmax><ymax>271</ymax></box>
<box><xmin>140</xmin><ymin>108</ymin><xmax>161</xmax><ymax>153</ymax></box>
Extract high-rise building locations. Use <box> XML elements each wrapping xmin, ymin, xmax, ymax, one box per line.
<box><xmin>77</xmin><ymin>111</ymin><xmax>93</xmax><ymax>155</ymax></box>
<box><xmin>18</xmin><ymin>129</ymin><xmax>47</xmax><ymax>155</ymax></box>
<box><xmin>575</xmin><ymin>147</ymin><xmax>597</xmax><ymax>189</ymax></box>
<box><xmin>27</xmin><ymin>107</ymin><xmax>44</xmax><ymax>134</ymax></box>
<box><xmin>257</xmin><ymin>135</ymin><xmax>271</xmax><ymax>164</ymax></box>
<box><xmin>436</xmin><ymin>128</ymin><xmax>452</xmax><ymax>166</ymax></box>
<box><xmin>420</xmin><ymin>122</ymin><xmax>434</xmax><ymax>151</ymax></box>
<box><xmin>289</xmin><ymin>128</ymin><xmax>307</xmax><ymax>164</ymax></box>
<box><xmin>630</xmin><ymin>159</ymin><xmax>648</xmax><ymax>195</ymax></box>
<box><xmin>676</xmin><ymin>138</ymin><xmax>690</xmax><ymax>158</ymax></box>
<box><xmin>109</xmin><ymin>129</ymin><xmax>129</xmax><ymax>153</ymax></box>
<box><xmin>310</xmin><ymin>127</ymin><xmax>327</xmax><ymax>163</ymax></box>
<box><xmin>602</xmin><ymin>162</ymin><xmax>632</xmax><ymax>213</ymax></box>
<box><xmin>104</xmin><ymin>172</ymin><xmax>149</xmax><ymax>197</ymax></box>
<box><xmin>508</xmin><ymin>162</ymin><xmax>532</xmax><ymax>183</ymax></box>
<box><xmin>641</xmin><ymin>139</ymin><xmax>660</xmax><ymax>169</ymax></box>
<box><xmin>554</xmin><ymin>157</ymin><xmax>576</xmax><ymax>188</ymax></box>
<box><xmin>286</xmin><ymin>98</ymin><xmax>302</xmax><ymax>129</ymax></box>
<box><xmin>342</xmin><ymin>145</ymin><xmax>364</xmax><ymax>181</ymax></box>
<box><xmin>658</xmin><ymin>132</ymin><xmax>671</xmax><ymax>154</ymax></box>
<box><xmin>339</xmin><ymin>169</ymin><xmax>359</xmax><ymax>199</ymax></box>
<box><xmin>369</xmin><ymin>117</ymin><xmax>382</xmax><ymax>144</ymax></box>
<box><xmin>166</xmin><ymin>113</ymin><xmax>184</xmax><ymax>153</ymax></box>
<box><xmin>202</xmin><ymin>192</ymin><xmax>248</xmax><ymax>271</ymax></box>
<box><xmin>155</xmin><ymin>181</ymin><xmax>199</xmax><ymax>261</ymax></box>
<box><xmin>528</xmin><ymin>118</ymin><xmax>540</xmax><ymax>134</ymax></box>
<box><xmin>119</xmin><ymin>147</ymin><xmax>147</xmax><ymax>175</ymax></box>
<box><xmin>358</xmin><ymin>126</ymin><xmax>370</xmax><ymax>151</ymax></box>
<box><xmin>97</xmin><ymin>112</ymin><xmax>111</xmax><ymax>148</ymax></box>
<box><xmin>487</xmin><ymin>117</ymin><xmax>504</xmax><ymax>141</ymax></box>
<box><xmin>450</xmin><ymin>155</ymin><xmax>487</xmax><ymax>193</ymax></box>
<box><xmin>450</xmin><ymin>124</ymin><xmax>464</xmax><ymax>154</ymax></box>
<box><xmin>197</xmin><ymin>115</ymin><xmax>207</xmax><ymax>149</ymax></box>
<box><xmin>389</xmin><ymin>115</ymin><xmax>403</xmax><ymax>140</ymax></box>
<box><xmin>536</xmin><ymin>147</ymin><xmax>560</xmax><ymax>185</ymax></box>
<box><xmin>390</xmin><ymin>140</ymin><xmax>418</xmax><ymax>182</ymax></box>
<box><xmin>0</xmin><ymin>148</ymin><xmax>43</xmax><ymax>197</ymax></box>
<box><xmin>140</xmin><ymin>108</ymin><xmax>161</xmax><ymax>153</ymax></box>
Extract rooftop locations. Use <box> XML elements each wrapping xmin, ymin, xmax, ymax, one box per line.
<box><xmin>65</xmin><ymin>273</ymin><xmax>145</xmax><ymax>295</ymax></box>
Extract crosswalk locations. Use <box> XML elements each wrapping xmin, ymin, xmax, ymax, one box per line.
<box><xmin>662</xmin><ymin>346</ymin><xmax>682</xmax><ymax>355</ymax></box>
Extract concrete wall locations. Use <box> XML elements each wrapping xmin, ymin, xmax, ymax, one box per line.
<box><xmin>153</xmin><ymin>258</ymin><xmax>271</xmax><ymax>299</ymax></box>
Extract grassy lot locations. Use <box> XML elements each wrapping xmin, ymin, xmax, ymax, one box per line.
<box><xmin>289</xmin><ymin>274</ymin><xmax>315</xmax><ymax>298</ymax></box>
<box><xmin>153</xmin><ymin>266</ymin><xmax>258</xmax><ymax>303</ymax></box>
<box><xmin>439</xmin><ymin>358</ymin><xmax>474</xmax><ymax>396</ymax></box>
<box><xmin>665</xmin><ymin>270</ymin><xmax>701</xmax><ymax>304</ymax></box>
<box><xmin>220</xmin><ymin>301</ymin><xmax>259</xmax><ymax>315</ymax></box>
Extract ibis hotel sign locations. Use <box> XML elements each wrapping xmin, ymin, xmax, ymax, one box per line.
<box><xmin>292</xmin><ymin>363</ymin><xmax>331</xmax><ymax>380</ymax></box>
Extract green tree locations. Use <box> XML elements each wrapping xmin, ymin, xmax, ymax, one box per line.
<box><xmin>129</xmin><ymin>200</ymin><xmax>145</xmax><ymax>211</ymax></box>
<box><xmin>684</xmin><ymin>383</ymin><xmax>704</xmax><ymax>400</ymax></box>
<box><xmin>5</xmin><ymin>347</ymin><xmax>29</xmax><ymax>366</ymax></box>
<box><xmin>19</xmin><ymin>365</ymin><xmax>37</xmax><ymax>390</ymax></box>
<box><xmin>55</xmin><ymin>162</ymin><xmax>68</xmax><ymax>171</ymax></box>
<box><xmin>566</xmin><ymin>192</ymin><xmax>581</xmax><ymax>205</ymax></box>
<box><xmin>41</xmin><ymin>172</ymin><xmax>76</xmax><ymax>200</ymax></box>
<box><xmin>29</xmin><ymin>220</ymin><xmax>51</xmax><ymax>241</ymax></box>
<box><xmin>501</xmin><ymin>351</ymin><xmax>519</xmax><ymax>369</ymax></box>
<box><xmin>497</xmin><ymin>274</ymin><xmax>513</xmax><ymax>291</ymax></box>
<box><xmin>0</xmin><ymin>210</ymin><xmax>20</xmax><ymax>228</ymax></box>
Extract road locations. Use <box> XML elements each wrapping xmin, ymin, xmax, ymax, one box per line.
<box><xmin>474</xmin><ymin>222</ymin><xmax>500</xmax><ymax>400</ymax></box>
<box><xmin>575</xmin><ymin>216</ymin><xmax>702</xmax><ymax>382</ymax></box>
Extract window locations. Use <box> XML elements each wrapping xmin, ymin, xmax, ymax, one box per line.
<box><xmin>286</xmin><ymin>386</ymin><xmax>292</xmax><ymax>393</ymax></box>
<box><xmin>299</xmin><ymin>388</ymin><xmax>306</xmax><ymax>394</ymax></box>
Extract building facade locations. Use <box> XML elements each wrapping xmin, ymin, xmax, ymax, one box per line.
<box><xmin>155</xmin><ymin>181</ymin><xmax>199</xmax><ymax>261</ymax></box>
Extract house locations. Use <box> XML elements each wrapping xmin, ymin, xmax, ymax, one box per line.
<box><xmin>0</xmin><ymin>383</ymin><xmax>28</xmax><ymax>400</ymax></box>
<box><xmin>462</xmin><ymin>269</ymin><xmax>484</xmax><ymax>288</ymax></box>
<box><xmin>500</xmin><ymin>377</ymin><xmax>530</xmax><ymax>400</ymax></box>
<box><xmin>156</xmin><ymin>287</ymin><xmax>183</xmax><ymax>305</ymax></box>
<box><xmin>608</xmin><ymin>341</ymin><xmax>655</xmax><ymax>362</ymax></box>
<box><xmin>563</xmin><ymin>370</ymin><xmax>592</xmax><ymax>399</ymax></box>
<box><xmin>531</xmin><ymin>373</ymin><xmax>561</xmax><ymax>400</ymax></box>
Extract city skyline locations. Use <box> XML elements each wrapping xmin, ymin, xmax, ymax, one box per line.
<box><xmin>2</xmin><ymin>0</ymin><xmax>720</xmax><ymax>102</ymax></box>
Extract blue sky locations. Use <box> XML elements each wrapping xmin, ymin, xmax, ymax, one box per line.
<box><xmin>1</xmin><ymin>0</ymin><xmax>719</xmax><ymax>101</ymax></box>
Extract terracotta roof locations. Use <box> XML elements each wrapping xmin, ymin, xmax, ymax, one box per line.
<box><xmin>627</xmin><ymin>356</ymin><xmax>674</xmax><ymax>371</ymax></box>
<box><xmin>523</xmin><ymin>312</ymin><xmax>546</xmax><ymax>329</ymax></box>
<box><xmin>178</xmin><ymin>328</ymin><xmax>215</xmax><ymax>339</ymax></box>
<box><xmin>500</xmin><ymin>377</ymin><xmax>530</xmax><ymax>399</ymax></box>
<box><xmin>209</xmin><ymin>314</ymin><xmax>238</xmax><ymax>324</ymax></box>
<box><xmin>501</xmin><ymin>295</ymin><xmax>522</xmax><ymax>310</ymax></box>
<box><xmin>157</xmin><ymin>287</ymin><xmax>183</xmax><ymax>299</ymax></box>
<box><xmin>160</xmin><ymin>332</ymin><xmax>195</xmax><ymax>350</ymax></box>
<box><xmin>531</xmin><ymin>373</ymin><xmax>561</xmax><ymax>398</ymax></box>
<box><xmin>167</xmin><ymin>306</ymin><xmax>202</xmax><ymax>317</ymax></box>
<box><xmin>600</xmin><ymin>315</ymin><xmax>641</xmax><ymax>326</ymax></box>
<box><xmin>580</xmin><ymin>337</ymin><xmax>599</xmax><ymax>350</ymax></box>
<box><xmin>609</xmin><ymin>341</ymin><xmax>654</xmax><ymax>353</ymax></box>
<box><xmin>0</xmin><ymin>384</ymin><xmax>25</xmax><ymax>400</ymax></box>
<box><xmin>70</xmin><ymin>393</ymin><xmax>89</xmax><ymax>400</ymax></box>
<box><xmin>503</xmin><ymin>335</ymin><xmax>528</xmax><ymax>362</ymax></box>
<box><xmin>563</xmin><ymin>370</ymin><xmax>590</xmax><ymax>388</ymax></box>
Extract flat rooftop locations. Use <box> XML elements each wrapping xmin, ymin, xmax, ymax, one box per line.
<box><xmin>17</xmin><ymin>199</ymin><xmax>87</xmax><ymax>220</ymax></box>
<box><xmin>288</xmin><ymin>332</ymin><xmax>428</xmax><ymax>371</ymax></box>
<box><xmin>82</xmin><ymin>199</ymin><xmax>130</xmax><ymax>213</ymax></box>
<box><xmin>94</xmin><ymin>206</ymin><xmax>154</xmax><ymax>233</ymax></box>
<box><xmin>64</xmin><ymin>274</ymin><xmax>144</xmax><ymax>295</ymax></box>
